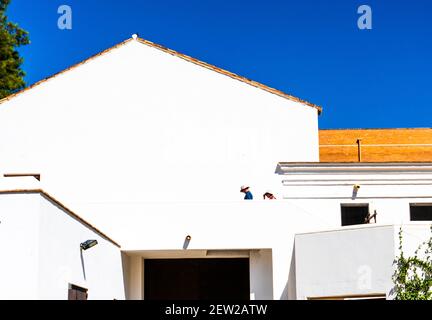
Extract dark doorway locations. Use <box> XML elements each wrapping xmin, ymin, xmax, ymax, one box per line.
<box><xmin>144</xmin><ymin>258</ymin><xmax>250</xmax><ymax>300</ymax></box>
<box><xmin>410</xmin><ymin>204</ymin><xmax>432</xmax><ymax>221</ymax></box>
<box><xmin>341</xmin><ymin>204</ymin><xmax>369</xmax><ymax>226</ymax></box>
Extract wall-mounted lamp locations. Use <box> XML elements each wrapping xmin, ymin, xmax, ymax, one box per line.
<box><xmin>80</xmin><ymin>240</ymin><xmax>98</xmax><ymax>250</ymax></box>
<box><xmin>352</xmin><ymin>184</ymin><xmax>361</xmax><ymax>200</ymax></box>
<box><xmin>183</xmin><ymin>235</ymin><xmax>191</xmax><ymax>250</ymax></box>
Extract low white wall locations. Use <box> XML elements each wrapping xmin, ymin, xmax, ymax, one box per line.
<box><xmin>0</xmin><ymin>193</ymin><xmax>40</xmax><ymax>299</ymax></box>
<box><xmin>294</xmin><ymin>224</ymin><xmax>432</xmax><ymax>300</ymax></box>
<box><xmin>0</xmin><ymin>192</ymin><xmax>125</xmax><ymax>300</ymax></box>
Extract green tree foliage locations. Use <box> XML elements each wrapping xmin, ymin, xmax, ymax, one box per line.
<box><xmin>0</xmin><ymin>0</ymin><xmax>29</xmax><ymax>99</ymax></box>
<box><xmin>392</xmin><ymin>226</ymin><xmax>432</xmax><ymax>300</ymax></box>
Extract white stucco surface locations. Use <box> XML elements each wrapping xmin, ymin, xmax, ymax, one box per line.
<box><xmin>0</xmin><ymin>190</ymin><xmax>124</xmax><ymax>300</ymax></box>
<box><xmin>295</xmin><ymin>224</ymin><xmax>432</xmax><ymax>300</ymax></box>
<box><xmin>0</xmin><ymin>193</ymin><xmax>40</xmax><ymax>299</ymax></box>
<box><xmin>0</xmin><ymin>37</ymin><xmax>431</xmax><ymax>301</ymax></box>
<box><xmin>70</xmin><ymin>199</ymin><xmax>328</xmax><ymax>300</ymax></box>
<box><xmin>279</xmin><ymin>163</ymin><xmax>432</xmax><ymax>228</ymax></box>
<box><xmin>0</xmin><ymin>38</ymin><xmax>319</xmax><ymax>207</ymax></box>
<box><xmin>0</xmin><ymin>38</ymin><xmax>321</xmax><ymax>300</ymax></box>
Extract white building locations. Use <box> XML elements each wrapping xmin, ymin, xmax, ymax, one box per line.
<box><xmin>0</xmin><ymin>177</ymin><xmax>124</xmax><ymax>300</ymax></box>
<box><xmin>0</xmin><ymin>35</ymin><xmax>430</xmax><ymax>300</ymax></box>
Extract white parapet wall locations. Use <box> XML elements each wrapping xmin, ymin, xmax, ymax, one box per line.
<box><xmin>295</xmin><ymin>224</ymin><xmax>432</xmax><ymax>300</ymax></box>
<box><xmin>69</xmin><ymin>199</ymin><xmax>335</xmax><ymax>300</ymax></box>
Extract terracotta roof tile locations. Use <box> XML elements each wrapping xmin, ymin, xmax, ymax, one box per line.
<box><xmin>135</xmin><ymin>38</ymin><xmax>322</xmax><ymax>114</ymax></box>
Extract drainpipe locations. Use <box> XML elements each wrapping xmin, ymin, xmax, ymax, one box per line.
<box><xmin>356</xmin><ymin>139</ymin><xmax>362</xmax><ymax>162</ymax></box>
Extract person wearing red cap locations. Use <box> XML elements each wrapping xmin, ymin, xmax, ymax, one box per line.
<box><xmin>263</xmin><ymin>191</ymin><xmax>276</xmax><ymax>200</ymax></box>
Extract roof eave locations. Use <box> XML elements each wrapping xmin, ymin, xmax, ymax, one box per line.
<box><xmin>0</xmin><ymin>36</ymin><xmax>322</xmax><ymax>115</ymax></box>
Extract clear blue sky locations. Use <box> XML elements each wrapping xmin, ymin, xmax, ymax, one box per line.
<box><xmin>6</xmin><ymin>0</ymin><xmax>432</xmax><ymax>128</ymax></box>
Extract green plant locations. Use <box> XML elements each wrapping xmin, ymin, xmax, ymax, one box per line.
<box><xmin>392</xmin><ymin>226</ymin><xmax>432</xmax><ymax>300</ymax></box>
<box><xmin>0</xmin><ymin>0</ymin><xmax>30</xmax><ymax>99</ymax></box>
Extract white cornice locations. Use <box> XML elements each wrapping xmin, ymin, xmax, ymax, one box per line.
<box><xmin>277</xmin><ymin>162</ymin><xmax>432</xmax><ymax>175</ymax></box>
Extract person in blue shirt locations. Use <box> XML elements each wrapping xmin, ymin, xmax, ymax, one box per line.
<box><xmin>240</xmin><ymin>185</ymin><xmax>253</xmax><ymax>200</ymax></box>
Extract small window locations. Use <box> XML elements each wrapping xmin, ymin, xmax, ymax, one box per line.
<box><xmin>341</xmin><ymin>204</ymin><xmax>369</xmax><ymax>226</ymax></box>
<box><xmin>410</xmin><ymin>204</ymin><xmax>432</xmax><ymax>221</ymax></box>
<box><xmin>68</xmin><ymin>284</ymin><xmax>88</xmax><ymax>300</ymax></box>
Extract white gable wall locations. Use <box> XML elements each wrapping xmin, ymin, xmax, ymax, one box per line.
<box><xmin>0</xmin><ymin>39</ymin><xmax>319</xmax><ymax>205</ymax></box>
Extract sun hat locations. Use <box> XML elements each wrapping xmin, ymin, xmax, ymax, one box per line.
<box><xmin>240</xmin><ymin>185</ymin><xmax>249</xmax><ymax>192</ymax></box>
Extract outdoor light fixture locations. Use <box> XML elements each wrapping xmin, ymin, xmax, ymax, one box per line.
<box><xmin>80</xmin><ymin>240</ymin><xmax>98</xmax><ymax>250</ymax></box>
<box><xmin>351</xmin><ymin>184</ymin><xmax>361</xmax><ymax>200</ymax></box>
<box><xmin>183</xmin><ymin>235</ymin><xmax>192</xmax><ymax>250</ymax></box>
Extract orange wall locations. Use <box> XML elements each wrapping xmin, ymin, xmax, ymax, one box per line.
<box><xmin>319</xmin><ymin>128</ymin><xmax>432</xmax><ymax>162</ymax></box>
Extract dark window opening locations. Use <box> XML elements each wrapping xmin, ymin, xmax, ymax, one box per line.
<box><xmin>144</xmin><ymin>258</ymin><xmax>250</xmax><ymax>300</ymax></box>
<box><xmin>68</xmin><ymin>284</ymin><xmax>88</xmax><ymax>300</ymax></box>
<box><xmin>341</xmin><ymin>204</ymin><xmax>369</xmax><ymax>226</ymax></box>
<box><xmin>410</xmin><ymin>204</ymin><xmax>432</xmax><ymax>221</ymax></box>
